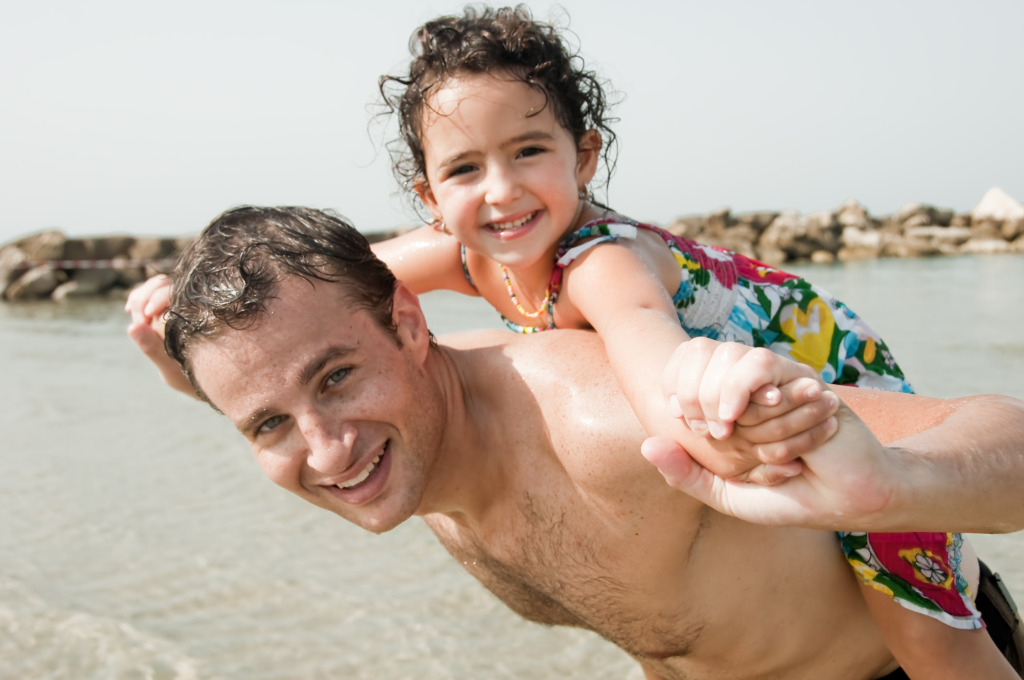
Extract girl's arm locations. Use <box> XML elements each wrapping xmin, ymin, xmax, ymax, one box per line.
<box><xmin>371</xmin><ymin>225</ymin><xmax>476</xmax><ymax>296</ymax></box>
<box><xmin>125</xmin><ymin>274</ymin><xmax>197</xmax><ymax>397</ymax></box>
<box><xmin>561</xmin><ymin>240</ymin><xmax>836</xmax><ymax>484</ymax></box>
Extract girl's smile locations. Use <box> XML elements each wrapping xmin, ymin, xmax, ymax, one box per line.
<box><xmin>416</xmin><ymin>72</ymin><xmax>600</xmax><ymax>273</ymax></box>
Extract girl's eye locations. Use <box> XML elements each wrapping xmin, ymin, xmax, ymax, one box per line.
<box><xmin>326</xmin><ymin>367</ymin><xmax>350</xmax><ymax>387</ymax></box>
<box><xmin>518</xmin><ymin>146</ymin><xmax>545</xmax><ymax>158</ymax></box>
<box><xmin>258</xmin><ymin>414</ymin><xmax>286</xmax><ymax>435</ymax></box>
<box><xmin>447</xmin><ymin>164</ymin><xmax>476</xmax><ymax>178</ymax></box>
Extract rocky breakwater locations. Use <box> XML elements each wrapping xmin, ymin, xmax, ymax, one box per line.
<box><xmin>3</xmin><ymin>188</ymin><xmax>1022</xmax><ymax>302</ymax></box>
<box><xmin>665</xmin><ymin>187</ymin><xmax>1024</xmax><ymax>265</ymax></box>
<box><xmin>0</xmin><ymin>232</ymin><xmax>190</xmax><ymax>302</ymax></box>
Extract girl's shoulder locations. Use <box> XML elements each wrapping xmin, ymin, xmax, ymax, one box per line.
<box><xmin>556</xmin><ymin>215</ymin><xmax>672</xmax><ymax>270</ymax></box>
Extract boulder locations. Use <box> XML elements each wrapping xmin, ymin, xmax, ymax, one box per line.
<box><xmin>961</xmin><ymin>238</ymin><xmax>1013</xmax><ymax>255</ymax></box>
<box><xmin>758</xmin><ymin>210</ymin><xmax>841</xmax><ymax>262</ymax></box>
<box><xmin>9</xmin><ymin>230</ymin><xmax>67</xmax><ymax>262</ymax></box>
<box><xmin>835</xmin><ymin>199</ymin><xmax>875</xmax><ymax>230</ymax></box>
<box><xmin>1002</xmin><ymin>217</ymin><xmax>1024</xmax><ymax>241</ymax></box>
<box><xmin>904</xmin><ymin>226</ymin><xmax>973</xmax><ymax>251</ymax></box>
<box><xmin>3</xmin><ymin>266</ymin><xmax>66</xmax><ymax>301</ymax></box>
<box><xmin>971</xmin><ymin>187</ymin><xmax>1024</xmax><ymax>222</ymax></box>
<box><xmin>0</xmin><ymin>247</ymin><xmax>29</xmax><ymax>288</ymax></box>
<box><xmin>90</xmin><ymin>236</ymin><xmax>136</xmax><ymax>260</ymax></box>
<box><xmin>129</xmin><ymin>237</ymin><xmax>179</xmax><ymax>261</ymax></box>
<box><xmin>838</xmin><ymin>226</ymin><xmax>883</xmax><ymax>261</ymax></box>
<box><xmin>67</xmin><ymin>268</ymin><xmax>120</xmax><ymax>295</ymax></box>
<box><xmin>733</xmin><ymin>211</ymin><xmax>780</xmax><ymax>234</ymax></box>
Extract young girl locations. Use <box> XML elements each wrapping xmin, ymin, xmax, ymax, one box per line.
<box><xmin>371</xmin><ymin>5</ymin><xmax>1015</xmax><ymax>678</ymax></box>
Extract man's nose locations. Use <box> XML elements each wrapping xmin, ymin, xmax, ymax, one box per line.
<box><xmin>298</xmin><ymin>410</ymin><xmax>356</xmax><ymax>475</ymax></box>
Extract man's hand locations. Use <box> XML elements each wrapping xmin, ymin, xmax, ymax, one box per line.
<box><xmin>663</xmin><ymin>339</ymin><xmax>841</xmax><ymax>484</ymax></box>
<box><xmin>642</xmin><ymin>403</ymin><xmax>895</xmax><ymax>529</ymax></box>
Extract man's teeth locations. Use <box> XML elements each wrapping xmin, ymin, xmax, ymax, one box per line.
<box><xmin>490</xmin><ymin>213</ymin><xmax>535</xmax><ymax>232</ymax></box>
<box><xmin>338</xmin><ymin>454</ymin><xmax>382</xmax><ymax>490</ymax></box>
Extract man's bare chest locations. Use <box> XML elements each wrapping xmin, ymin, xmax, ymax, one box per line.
<box><xmin>427</xmin><ymin>491</ymin><xmax>707</xmax><ymax>661</ymax></box>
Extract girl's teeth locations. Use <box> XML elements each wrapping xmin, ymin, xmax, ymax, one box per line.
<box><xmin>491</xmin><ymin>213</ymin><xmax>534</xmax><ymax>231</ymax></box>
<box><xmin>338</xmin><ymin>454</ymin><xmax>382</xmax><ymax>490</ymax></box>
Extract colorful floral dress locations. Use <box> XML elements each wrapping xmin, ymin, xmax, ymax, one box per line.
<box><xmin>461</xmin><ymin>217</ymin><xmax>982</xmax><ymax>629</ymax></box>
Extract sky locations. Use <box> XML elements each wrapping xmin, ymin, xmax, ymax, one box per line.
<box><xmin>2</xmin><ymin>0</ymin><xmax>1022</xmax><ymax>245</ymax></box>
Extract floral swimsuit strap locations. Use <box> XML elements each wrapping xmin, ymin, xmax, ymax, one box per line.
<box><xmin>554</xmin><ymin>219</ymin><xmax>640</xmax><ymax>270</ymax></box>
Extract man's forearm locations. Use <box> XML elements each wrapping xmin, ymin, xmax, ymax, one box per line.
<box><xmin>882</xmin><ymin>394</ymin><xmax>1024</xmax><ymax>534</ymax></box>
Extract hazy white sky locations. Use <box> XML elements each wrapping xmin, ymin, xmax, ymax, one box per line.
<box><xmin>2</xmin><ymin>0</ymin><xmax>1022</xmax><ymax>244</ymax></box>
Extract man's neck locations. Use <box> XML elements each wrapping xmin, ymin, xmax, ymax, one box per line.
<box><xmin>415</xmin><ymin>342</ymin><xmax>522</xmax><ymax>529</ymax></box>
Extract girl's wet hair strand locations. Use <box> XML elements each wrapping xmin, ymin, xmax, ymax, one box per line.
<box><xmin>378</xmin><ymin>4</ymin><xmax>618</xmax><ymax>215</ymax></box>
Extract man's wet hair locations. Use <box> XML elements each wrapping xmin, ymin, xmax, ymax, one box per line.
<box><xmin>165</xmin><ymin>206</ymin><xmax>399</xmax><ymax>398</ymax></box>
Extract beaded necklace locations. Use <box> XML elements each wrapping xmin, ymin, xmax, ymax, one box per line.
<box><xmin>500</xmin><ymin>264</ymin><xmax>552</xmax><ymax>319</ymax></box>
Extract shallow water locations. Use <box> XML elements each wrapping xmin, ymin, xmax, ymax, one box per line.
<box><xmin>2</xmin><ymin>254</ymin><xmax>1022</xmax><ymax>679</ymax></box>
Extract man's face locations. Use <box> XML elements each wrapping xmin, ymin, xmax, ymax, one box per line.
<box><xmin>188</xmin><ymin>276</ymin><xmax>442</xmax><ymax>533</ymax></box>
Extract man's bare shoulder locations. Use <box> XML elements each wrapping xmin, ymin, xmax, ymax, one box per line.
<box><xmin>439</xmin><ymin>328</ymin><xmax>608</xmax><ymax>374</ymax></box>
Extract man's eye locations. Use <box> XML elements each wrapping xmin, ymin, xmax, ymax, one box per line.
<box><xmin>258</xmin><ymin>415</ymin><xmax>285</xmax><ymax>434</ymax></box>
<box><xmin>326</xmin><ymin>367</ymin><xmax>350</xmax><ymax>387</ymax></box>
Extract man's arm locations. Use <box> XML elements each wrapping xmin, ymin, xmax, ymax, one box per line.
<box><xmin>644</xmin><ymin>387</ymin><xmax>1024</xmax><ymax>534</ymax></box>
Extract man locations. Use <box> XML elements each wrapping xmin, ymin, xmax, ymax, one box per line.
<box><xmin>151</xmin><ymin>206</ymin><xmax>1023</xmax><ymax>679</ymax></box>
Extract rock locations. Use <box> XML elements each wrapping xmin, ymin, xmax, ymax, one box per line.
<box><xmin>961</xmin><ymin>238</ymin><xmax>1013</xmax><ymax>255</ymax></box>
<box><xmin>665</xmin><ymin>215</ymin><xmax>708</xmax><ymax>240</ymax></box>
<box><xmin>758</xmin><ymin>210</ymin><xmax>840</xmax><ymax>262</ymax></box>
<box><xmin>905</xmin><ymin>226</ymin><xmax>972</xmax><ymax>249</ymax></box>
<box><xmin>970</xmin><ymin>219</ymin><xmax>1003</xmax><ymax>240</ymax></box>
<box><xmin>9</xmin><ymin>230</ymin><xmax>67</xmax><ymax>262</ymax></box>
<box><xmin>971</xmin><ymin>187</ymin><xmax>1024</xmax><ymax>222</ymax></box>
<box><xmin>3</xmin><ymin>266</ymin><xmax>66</xmax><ymax>301</ymax></box>
<box><xmin>894</xmin><ymin>202</ymin><xmax>931</xmax><ymax>225</ymax></box>
<box><xmin>810</xmin><ymin>250</ymin><xmax>835</xmax><ymax>264</ymax></box>
<box><xmin>836</xmin><ymin>199</ymin><xmax>874</xmax><ymax>230</ymax></box>
<box><xmin>902</xmin><ymin>213</ymin><xmax>934</xmax><ymax>229</ymax></box>
<box><xmin>733</xmin><ymin>211</ymin><xmax>780</xmax><ymax>234</ymax></box>
<box><xmin>62</xmin><ymin>238</ymin><xmax>97</xmax><ymax>261</ymax></box>
<box><xmin>129</xmin><ymin>237</ymin><xmax>178</xmax><ymax>261</ymax></box>
<box><xmin>0</xmin><ymin>247</ymin><xmax>28</xmax><ymax>287</ymax></box>
<box><xmin>1002</xmin><ymin>217</ymin><xmax>1024</xmax><ymax>241</ymax></box>
<box><xmin>66</xmin><ymin>268</ymin><xmax>120</xmax><ymax>296</ymax></box>
<box><xmin>838</xmin><ymin>226</ymin><xmax>883</xmax><ymax>261</ymax></box>
<box><xmin>880</xmin><ymin>231</ymin><xmax>942</xmax><ymax>258</ymax></box>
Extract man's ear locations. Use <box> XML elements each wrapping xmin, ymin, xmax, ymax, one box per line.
<box><xmin>414</xmin><ymin>180</ymin><xmax>442</xmax><ymax>223</ymax></box>
<box><xmin>392</xmin><ymin>282</ymin><xmax>431</xmax><ymax>362</ymax></box>
<box><xmin>575</xmin><ymin>129</ymin><xmax>602</xmax><ymax>187</ymax></box>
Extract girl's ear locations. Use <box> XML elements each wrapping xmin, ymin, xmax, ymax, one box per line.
<box><xmin>575</xmin><ymin>129</ymin><xmax>602</xmax><ymax>187</ymax></box>
<box><xmin>414</xmin><ymin>180</ymin><xmax>442</xmax><ymax>221</ymax></box>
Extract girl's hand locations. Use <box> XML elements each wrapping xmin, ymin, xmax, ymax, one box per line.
<box><xmin>125</xmin><ymin>275</ymin><xmax>196</xmax><ymax>397</ymax></box>
<box><xmin>641</xmin><ymin>402</ymin><xmax>892</xmax><ymax>529</ymax></box>
<box><xmin>662</xmin><ymin>338</ymin><xmax>840</xmax><ymax>477</ymax></box>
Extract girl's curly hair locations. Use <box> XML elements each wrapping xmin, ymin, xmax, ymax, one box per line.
<box><xmin>378</xmin><ymin>4</ymin><xmax>619</xmax><ymax>213</ymax></box>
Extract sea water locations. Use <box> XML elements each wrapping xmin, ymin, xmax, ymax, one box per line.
<box><xmin>1</xmin><ymin>254</ymin><xmax>1022</xmax><ymax>679</ymax></box>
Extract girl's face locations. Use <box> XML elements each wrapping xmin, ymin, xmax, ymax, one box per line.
<box><xmin>416</xmin><ymin>72</ymin><xmax>600</xmax><ymax>272</ymax></box>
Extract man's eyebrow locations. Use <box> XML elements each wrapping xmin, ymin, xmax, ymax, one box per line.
<box><xmin>298</xmin><ymin>344</ymin><xmax>357</xmax><ymax>386</ymax></box>
<box><xmin>234</xmin><ymin>344</ymin><xmax>358</xmax><ymax>437</ymax></box>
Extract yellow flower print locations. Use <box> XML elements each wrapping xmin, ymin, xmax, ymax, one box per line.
<box><xmin>779</xmin><ymin>298</ymin><xmax>836</xmax><ymax>373</ymax></box>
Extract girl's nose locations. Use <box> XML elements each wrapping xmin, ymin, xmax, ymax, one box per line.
<box><xmin>483</xmin><ymin>164</ymin><xmax>522</xmax><ymax>205</ymax></box>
